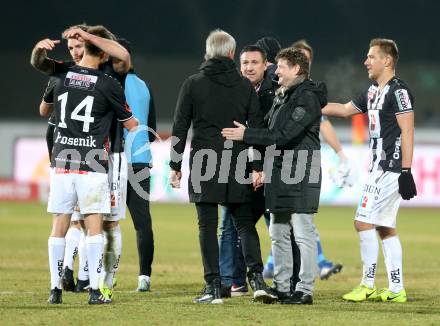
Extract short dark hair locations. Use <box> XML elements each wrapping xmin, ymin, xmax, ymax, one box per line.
<box><xmin>85</xmin><ymin>25</ymin><xmax>115</xmax><ymax>57</ymax></box>
<box><xmin>291</xmin><ymin>39</ymin><xmax>313</xmax><ymax>62</ymax></box>
<box><xmin>369</xmin><ymin>38</ymin><xmax>399</xmax><ymax>67</ymax></box>
<box><xmin>255</xmin><ymin>37</ymin><xmax>281</xmax><ymax>63</ymax></box>
<box><xmin>239</xmin><ymin>45</ymin><xmax>267</xmax><ymax>61</ymax></box>
<box><xmin>275</xmin><ymin>47</ymin><xmax>310</xmax><ymax>77</ymax></box>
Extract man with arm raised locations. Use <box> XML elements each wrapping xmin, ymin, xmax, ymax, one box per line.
<box><xmin>322</xmin><ymin>38</ymin><xmax>416</xmax><ymax>303</ymax></box>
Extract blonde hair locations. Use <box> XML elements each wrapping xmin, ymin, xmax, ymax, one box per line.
<box><xmin>204</xmin><ymin>29</ymin><xmax>236</xmax><ymax>60</ymax></box>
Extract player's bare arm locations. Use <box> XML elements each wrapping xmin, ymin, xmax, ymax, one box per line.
<box><xmin>322</xmin><ymin>102</ymin><xmax>360</xmax><ymax>118</ymax></box>
<box><xmin>396</xmin><ymin>111</ymin><xmax>414</xmax><ymax>168</ymax></box>
<box><xmin>39</xmin><ymin>101</ymin><xmax>53</xmax><ymax>117</ymax></box>
<box><xmin>30</xmin><ymin>38</ymin><xmax>60</xmax><ymax>74</ymax></box>
<box><xmin>63</xmin><ymin>28</ymin><xmax>131</xmax><ymax>73</ymax></box>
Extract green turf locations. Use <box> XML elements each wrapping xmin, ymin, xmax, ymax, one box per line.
<box><xmin>0</xmin><ymin>203</ymin><xmax>439</xmax><ymax>325</ymax></box>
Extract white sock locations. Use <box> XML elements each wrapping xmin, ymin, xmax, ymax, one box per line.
<box><xmin>139</xmin><ymin>275</ymin><xmax>150</xmax><ymax>283</ymax></box>
<box><xmin>86</xmin><ymin>234</ymin><xmax>104</xmax><ymax>290</ymax></box>
<box><xmin>359</xmin><ymin>229</ymin><xmax>379</xmax><ymax>288</ymax></box>
<box><xmin>77</xmin><ymin>231</ymin><xmax>89</xmax><ymax>281</ymax></box>
<box><xmin>103</xmin><ymin>225</ymin><xmax>122</xmax><ymax>288</ymax></box>
<box><xmin>382</xmin><ymin>236</ymin><xmax>404</xmax><ymax>293</ymax></box>
<box><xmin>63</xmin><ymin>227</ymin><xmax>81</xmax><ymax>270</ymax></box>
<box><xmin>48</xmin><ymin>237</ymin><xmax>65</xmax><ymax>289</ymax></box>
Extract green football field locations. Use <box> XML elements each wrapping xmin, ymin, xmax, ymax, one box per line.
<box><xmin>0</xmin><ymin>203</ymin><xmax>439</xmax><ymax>325</ymax></box>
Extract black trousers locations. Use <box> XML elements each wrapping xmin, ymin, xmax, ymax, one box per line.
<box><xmin>195</xmin><ymin>202</ymin><xmax>264</xmax><ymax>283</ymax></box>
<box><xmin>290</xmin><ymin>233</ymin><xmax>301</xmax><ymax>289</ymax></box>
<box><xmin>126</xmin><ymin>165</ymin><xmax>154</xmax><ymax>276</ymax></box>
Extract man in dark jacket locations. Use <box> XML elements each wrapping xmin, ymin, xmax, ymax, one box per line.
<box><xmin>222</xmin><ymin>47</ymin><xmax>328</xmax><ymax>304</ymax></box>
<box><xmin>218</xmin><ymin>44</ymin><xmax>279</xmax><ymax>296</ymax></box>
<box><xmin>169</xmin><ymin>29</ymin><xmax>274</xmax><ymax>304</ymax></box>
<box><xmin>218</xmin><ymin>44</ymin><xmax>303</xmax><ymax>297</ymax></box>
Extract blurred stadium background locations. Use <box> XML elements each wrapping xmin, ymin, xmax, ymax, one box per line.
<box><xmin>0</xmin><ymin>0</ymin><xmax>438</xmax><ymax>206</ymax></box>
<box><xmin>1</xmin><ymin>1</ymin><xmax>439</xmax><ymax>323</ymax></box>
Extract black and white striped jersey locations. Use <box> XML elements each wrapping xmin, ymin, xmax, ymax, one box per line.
<box><xmin>351</xmin><ymin>77</ymin><xmax>414</xmax><ymax>173</ymax></box>
<box><xmin>49</xmin><ymin>65</ymin><xmax>133</xmax><ymax>173</ymax></box>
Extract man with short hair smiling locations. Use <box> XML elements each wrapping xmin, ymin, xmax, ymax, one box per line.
<box><xmin>218</xmin><ymin>44</ymin><xmax>277</xmax><ymax>296</ymax></box>
<box><xmin>222</xmin><ymin>47</ymin><xmax>328</xmax><ymax>304</ymax></box>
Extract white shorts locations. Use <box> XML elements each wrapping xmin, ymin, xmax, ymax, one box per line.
<box><xmin>355</xmin><ymin>170</ymin><xmax>401</xmax><ymax>228</ymax></box>
<box><xmin>103</xmin><ymin>152</ymin><xmax>128</xmax><ymax>222</ymax></box>
<box><xmin>47</xmin><ymin>168</ymin><xmax>111</xmax><ymax>215</ymax></box>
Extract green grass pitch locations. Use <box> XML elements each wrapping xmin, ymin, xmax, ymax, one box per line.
<box><xmin>0</xmin><ymin>203</ymin><xmax>439</xmax><ymax>325</ymax></box>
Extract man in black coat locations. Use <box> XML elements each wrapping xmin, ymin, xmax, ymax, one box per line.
<box><xmin>218</xmin><ymin>44</ymin><xmax>276</xmax><ymax>295</ymax></box>
<box><xmin>218</xmin><ymin>44</ymin><xmax>302</xmax><ymax>297</ymax></box>
<box><xmin>222</xmin><ymin>47</ymin><xmax>328</xmax><ymax>304</ymax></box>
<box><xmin>169</xmin><ymin>29</ymin><xmax>275</xmax><ymax>304</ymax></box>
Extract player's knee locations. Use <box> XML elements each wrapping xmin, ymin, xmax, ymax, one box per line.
<box><xmin>354</xmin><ymin>220</ymin><xmax>374</xmax><ymax>232</ymax></box>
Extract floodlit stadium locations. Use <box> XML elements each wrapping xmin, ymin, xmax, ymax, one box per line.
<box><xmin>1</xmin><ymin>1</ymin><xmax>439</xmax><ymax>325</ymax></box>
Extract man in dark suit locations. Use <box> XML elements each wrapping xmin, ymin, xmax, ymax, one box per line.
<box><xmin>169</xmin><ymin>29</ymin><xmax>275</xmax><ymax>304</ymax></box>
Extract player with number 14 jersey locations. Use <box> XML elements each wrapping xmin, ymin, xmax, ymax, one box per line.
<box><xmin>50</xmin><ymin>65</ymin><xmax>132</xmax><ymax>173</ymax></box>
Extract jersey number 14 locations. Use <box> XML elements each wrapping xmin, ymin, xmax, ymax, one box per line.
<box><xmin>57</xmin><ymin>91</ymin><xmax>95</xmax><ymax>132</ymax></box>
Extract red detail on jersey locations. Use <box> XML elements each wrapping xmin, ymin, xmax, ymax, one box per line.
<box><xmin>54</xmin><ymin>60</ymin><xmax>64</xmax><ymax>64</ymax></box>
<box><xmin>104</xmin><ymin>137</ymin><xmax>110</xmax><ymax>152</ymax></box>
<box><xmin>124</xmin><ymin>102</ymin><xmax>132</xmax><ymax>113</ymax></box>
<box><xmin>55</xmin><ymin>168</ymin><xmax>88</xmax><ymax>175</ymax></box>
<box><xmin>362</xmin><ymin>196</ymin><xmax>368</xmax><ymax>208</ymax></box>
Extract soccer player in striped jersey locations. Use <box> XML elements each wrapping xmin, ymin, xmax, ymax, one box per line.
<box><xmin>322</xmin><ymin>38</ymin><xmax>417</xmax><ymax>303</ymax></box>
<box><xmin>32</xmin><ymin>25</ymin><xmax>137</xmax><ymax>304</ymax></box>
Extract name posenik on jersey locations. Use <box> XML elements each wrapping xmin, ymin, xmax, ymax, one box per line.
<box><xmin>55</xmin><ymin>131</ymin><xmax>97</xmax><ymax>147</ymax></box>
<box><xmin>64</xmin><ymin>71</ymin><xmax>98</xmax><ymax>91</ymax></box>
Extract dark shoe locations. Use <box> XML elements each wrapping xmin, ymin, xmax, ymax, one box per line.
<box><xmin>248</xmin><ymin>272</ymin><xmax>278</xmax><ymax>304</ymax></box>
<box><xmin>47</xmin><ymin>287</ymin><xmax>62</xmax><ymax>304</ymax></box>
<box><xmin>61</xmin><ymin>267</ymin><xmax>75</xmax><ymax>292</ymax></box>
<box><xmin>193</xmin><ymin>279</ymin><xmax>223</xmax><ymax>304</ymax></box>
<box><xmin>220</xmin><ymin>284</ymin><xmax>231</xmax><ymax>298</ymax></box>
<box><xmin>272</xmin><ymin>288</ymin><xmax>291</xmax><ymax>302</ymax></box>
<box><xmin>74</xmin><ymin>278</ymin><xmax>90</xmax><ymax>293</ymax></box>
<box><xmin>88</xmin><ymin>289</ymin><xmax>112</xmax><ymax>305</ymax></box>
<box><xmin>282</xmin><ymin>291</ymin><xmax>313</xmax><ymax>305</ymax></box>
<box><xmin>290</xmin><ymin>277</ymin><xmax>299</xmax><ymax>295</ymax></box>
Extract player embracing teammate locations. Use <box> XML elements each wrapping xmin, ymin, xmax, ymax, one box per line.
<box><xmin>31</xmin><ymin>25</ymin><xmax>138</xmax><ymax>304</ymax></box>
<box><xmin>323</xmin><ymin>38</ymin><xmax>417</xmax><ymax>303</ymax></box>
